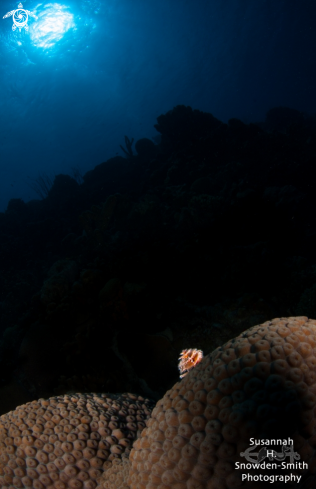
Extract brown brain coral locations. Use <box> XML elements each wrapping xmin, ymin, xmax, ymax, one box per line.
<box><xmin>0</xmin><ymin>392</ymin><xmax>154</xmax><ymax>489</ymax></box>
<box><xmin>128</xmin><ymin>317</ymin><xmax>316</xmax><ymax>489</ymax></box>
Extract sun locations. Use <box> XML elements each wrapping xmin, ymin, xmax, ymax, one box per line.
<box><xmin>29</xmin><ymin>3</ymin><xmax>75</xmax><ymax>49</ymax></box>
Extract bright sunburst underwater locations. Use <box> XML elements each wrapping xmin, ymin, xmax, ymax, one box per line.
<box><xmin>29</xmin><ymin>3</ymin><xmax>75</xmax><ymax>48</ymax></box>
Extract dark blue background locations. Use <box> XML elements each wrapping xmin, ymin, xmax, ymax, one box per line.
<box><xmin>0</xmin><ymin>0</ymin><xmax>315</xmax><ymax>210</ymax></box>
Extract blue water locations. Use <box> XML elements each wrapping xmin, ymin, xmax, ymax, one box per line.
<box><xmin>0</xmin><ymin>0</ymin><xmax>315</xmax><ymax>210</ymax></box>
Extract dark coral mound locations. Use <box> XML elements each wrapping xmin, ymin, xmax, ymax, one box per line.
<box><xmin>154</xmin><ymin>105</ymin><xmax>223</xmax><ymax>151</ymax></box>
<box><xmin>135</xmin><ymin>138</ymin><xmax>156</xmax><ymax>159</ymax></box>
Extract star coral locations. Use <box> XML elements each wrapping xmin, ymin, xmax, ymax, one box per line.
<box><xmin>0</xmin><ymin>392</ymin><xmax>154</xmax><ymax>489</ymax></box>
<box><xmin>128</xmin><ymin>317</ymin><xmax>316</xmax><ymax>488</ymax></box>
<box><xmin>3</xmin><ymin>317</ymin><xmax>316</xmax><ymax>489</ymax></box>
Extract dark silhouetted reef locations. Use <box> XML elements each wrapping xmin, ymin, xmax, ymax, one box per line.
<box><xmin>0</xmin><ymin>104</ymin><xmax>316</xmax><ymax>415</ymax></box>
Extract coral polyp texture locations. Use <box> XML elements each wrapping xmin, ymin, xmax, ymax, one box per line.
<box><xmin>178</xmin><ymin>349</ymin><xmax>204</xmax><ymax>378</ymax></box>
<box><xmin>128</xmin><ymin>317</ymin><xmax>316</xmax><ymax>489</ymax></box>
<box><xmin>0</xmin><ymin>392</ymin><xmax>154</xmax><ymax>489</ymax></box>
<box><xmin>3</xmin><ymin>317</ymin><xmax>316</xmax><ymax>489</ymax></box>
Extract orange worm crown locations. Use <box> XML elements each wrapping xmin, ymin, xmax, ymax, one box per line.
<box><xmin>178</xmin><ymin>348</ymin><xmax>204</xmax><ymax>378</ymax></box>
